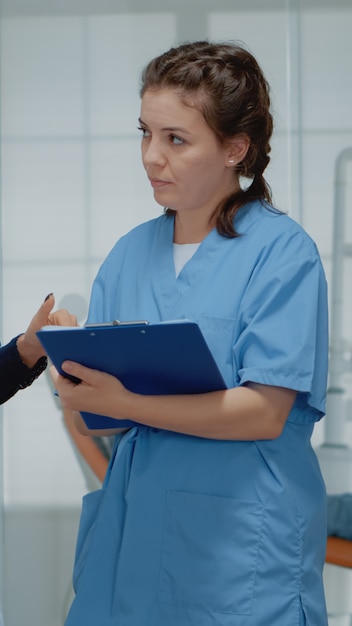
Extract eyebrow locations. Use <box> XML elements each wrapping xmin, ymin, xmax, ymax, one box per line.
<box><xmin>138</xmin><ymin>117</ymin><xmax>192</xmax><ymax>134</ymax></box>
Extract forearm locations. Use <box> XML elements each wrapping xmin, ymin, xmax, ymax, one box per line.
<box><xmin>0</xmin><ymin>336</ymin><xmax>47</xmax><ymax>404</ymax></box>
<box><xmin>103</xmin><ymin>383</ymin><xmax>296</xmax><ymax>441</ymax></box>
<box><xmin>52</xmin><ymin>363</ymin><xmax>296</xmax><ymax>440</ymax></box>
<box><xmin>16</xmin><ymin>332</ymin><xmax>46</xmax><ymax>368</ymax></box>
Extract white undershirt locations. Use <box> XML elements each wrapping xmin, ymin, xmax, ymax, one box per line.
<box><xmin>173</xmin><ymin>242</ymin><xmax>201</xmax><ymax>277</ymax></box>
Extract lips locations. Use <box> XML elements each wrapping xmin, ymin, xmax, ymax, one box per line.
<box><xmin>149</xmin><ymin>178</ymin><xmax>171</xmax><ymax>189</ymax></box>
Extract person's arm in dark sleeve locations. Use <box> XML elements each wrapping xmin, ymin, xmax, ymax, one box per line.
<box><xmin>0</xmin><ymin>293</ymin><xmax>78</xmax><ymax>405</ymax></box>
<box><xmin>0</xmin><ymin>335</ymin><xmax>47</xmax><ymax>404</ymax></box>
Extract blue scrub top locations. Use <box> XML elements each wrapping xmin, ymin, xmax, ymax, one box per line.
<box><xmin>66</xmin><ymin>201</ymin><xmax>329</xmax><ymax>626</ymax></box>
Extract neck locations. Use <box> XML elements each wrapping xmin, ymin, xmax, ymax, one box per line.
<box><xmin>173</xmin><ymin>211</ymin><xmax>214</xmax><ymax>244</ymax></box>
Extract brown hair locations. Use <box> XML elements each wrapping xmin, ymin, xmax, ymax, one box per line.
<box><xmin>140</xmin><ymin>40</ymin><xmax>273</xmax><ymax>237</ymax></box>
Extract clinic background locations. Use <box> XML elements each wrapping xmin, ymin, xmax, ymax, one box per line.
<box><xmin>0</xmin><ymin>0</ymin><xmax>352</xmax><ymax>624</ymax></box>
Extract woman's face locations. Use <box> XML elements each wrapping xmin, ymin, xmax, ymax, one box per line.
<box><xmin>139</xmin><ymin>89</ymin><xmax>236</xmax><ymax>222</ymax></box>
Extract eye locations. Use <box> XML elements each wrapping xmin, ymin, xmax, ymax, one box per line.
<box><xmin>170</xmin><ymin>134</ymin><xmax>184</xmax><ymax>145</ymax></box>
<box><xmin>137</xmin><ymin>126</ymin><xmax>151</xmax><ymax>138</ymax></box>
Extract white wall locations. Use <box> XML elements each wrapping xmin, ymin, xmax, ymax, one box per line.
<box><xmin>1</xmin><ymin>12</ymin><xmax>174</xmax><ymax>509</ymax></box>
<box><xmin>1</xmin><ymin>2</ymin><xmax>352</xmax><ymax>625</ymax></box>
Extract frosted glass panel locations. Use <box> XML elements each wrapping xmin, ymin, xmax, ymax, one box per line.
<box><xmin>1</xmin><ymin>17</ymin><xmax>85</xmax><ymax>136</ymax></box>
<box><xmin>88</xmin><ymin>14</ymin><xmax>177</xmax><ymax>135</ymax></box>
<box><xmin>4</xmin><ymin>378</ymin><xmax>88</xmax><ymax>506</ymax></box>
<box><xmin>302</xmin><ymin>9</ymin><xmax>352</xmax><ymax>130</ymax></box>
<box><xmin>301</xmin><ymin>134</ymin><xmax>352</xmax><ymax>256</ymax></box>
<box><xmin>3</xmin><ymin>262</ymin><xmax>92</xmax><ymax>506</ymax></box>
<box><xmin>1</xmin><ymin>142</ymin><xmax>86</xmax><ymax>262</ymax></box>
<box><xmin>1</xmin><ymin>10</ymin><xmax>177</xmax><ymax>507</ymax></box>
<box><xmin>2</xmin><ymin>262</ymin><xmax>90</xmax><ymax>345</ymax></box>
<box><xmin>90</xmin><ymin>138</ymin><xmax>161</xmax><ymax>258</ymax></box>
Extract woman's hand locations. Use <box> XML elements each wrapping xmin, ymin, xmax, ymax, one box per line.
<box><xmin>50</xmin><ymin>358</ymin><xmax>297</xmax><ymax>441</ymax></box>
<box><xmin>17</xmin><ymin>293</ymin><xmax>78</xmax><ymax>368</ymax></box>
<box><xmin>50</xmin><ymin>361</ymin><xmax>131</xmax><ymax>420</ymax></box>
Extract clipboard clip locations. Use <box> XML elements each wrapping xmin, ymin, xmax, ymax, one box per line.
<box><xmin>85</xmin><ymin>319</ymin><xmax>149</xmax><ymax>328</ymax></box>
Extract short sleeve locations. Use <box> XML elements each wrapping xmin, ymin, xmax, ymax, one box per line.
<box><xmin>87</xmin><ymin>263</ymin><xmax>108</xmax><ymax>324</ymax></box>
<box><xmin>234</xmin><ymin>229</ymin><xmax>328</xmax><ymax>417</ymax></box>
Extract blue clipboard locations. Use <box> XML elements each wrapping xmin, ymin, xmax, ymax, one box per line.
<box><xmin>37</xmin><ymin>320</ymin><xmax>227</xmax><ymax>430</ymax></box>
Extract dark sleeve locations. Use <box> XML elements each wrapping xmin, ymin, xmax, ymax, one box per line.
<box><xmin>327</xmin><ymin>494</ymin><xmax>352</xmax><ymax>540</ymax></box>
<box><xmin>0</xmin><ymin>335</ymin><xmax>48</xmax><ymax>405</ymax></box>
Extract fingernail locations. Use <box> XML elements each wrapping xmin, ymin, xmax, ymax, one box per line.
<box><xmin>44</xmin><ymin>292</ymin><xmax>53</xmax><ymax>302</ymax></box>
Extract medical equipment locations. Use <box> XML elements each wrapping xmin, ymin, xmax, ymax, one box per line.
<box><xmin>317</xmin><ymin>147</ymin><xmax>352</xmax><ymax>626</ymax></box>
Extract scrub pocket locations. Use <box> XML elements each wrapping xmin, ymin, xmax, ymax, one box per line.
<box><xmin>73</xmin><ymin>488</ymin><xmax>105</xmax><ymax>592</ymax></box>
<box><xmin>157</xmin><ymin>490</ymin><xmax>264</xmax><ymax>615</ymax></box>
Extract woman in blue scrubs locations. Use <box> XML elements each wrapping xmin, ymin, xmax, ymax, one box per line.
<box><xmin>52</xmin><ymin>41</ymin><xmax>329</xmax><ymax>625</ymax></box>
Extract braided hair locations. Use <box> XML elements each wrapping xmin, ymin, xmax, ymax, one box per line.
<box><xmin>140</xmin><ymin>41</ymin><xmax>273</xmax><ymax>237</ymax></box>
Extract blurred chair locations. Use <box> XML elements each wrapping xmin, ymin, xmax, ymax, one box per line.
<box><xmin>326</xmin><ymin>536</ymin><xmax>352</xmax><ymax>569</ymax></box>
<box><xmin>325</xmin><ymin>536</ymin><xmax>352</xmax><ymax>626</ymax></box>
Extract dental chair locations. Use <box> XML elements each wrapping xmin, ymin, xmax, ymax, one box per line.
<box><xmin>326</xmin><ymin>536</ymin><xmax>352</xmax><ymax>569</ymax></box>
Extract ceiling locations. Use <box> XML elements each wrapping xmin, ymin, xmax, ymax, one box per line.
<box><xmin>1</xmin><ymin>0</ymin><xmax>351</xmax><ymax>18</ymax></box>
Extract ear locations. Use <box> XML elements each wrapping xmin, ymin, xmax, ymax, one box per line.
<box><xmin>225</xmin><ymin>134</ymin><xmax>250</xmax><ymax>167</ymax></box>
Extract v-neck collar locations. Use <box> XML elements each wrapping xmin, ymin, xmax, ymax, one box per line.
<box><xmin>155</xmin><ymin>215</ymin><xmax>223</xmax><ymax>318</ymax></box>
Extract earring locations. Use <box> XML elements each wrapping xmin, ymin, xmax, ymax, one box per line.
<box><xmin>228</xmin><ymin>159</ymin><xmax>235</xmax><ymax>165</ymax></box>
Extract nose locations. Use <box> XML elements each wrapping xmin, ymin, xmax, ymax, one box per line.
<box><xmin>142</xmin><ymin>137</ymin><xmax>166</xmax><ymax>168</ymax></box>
